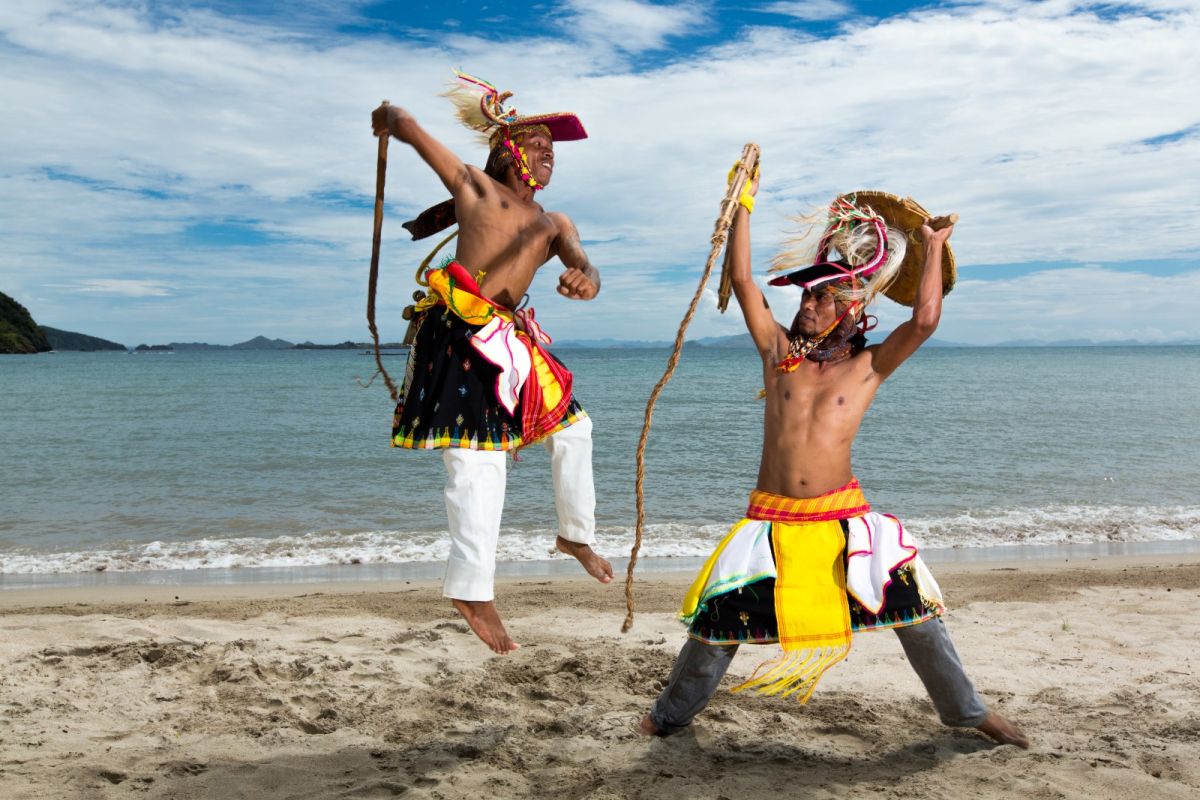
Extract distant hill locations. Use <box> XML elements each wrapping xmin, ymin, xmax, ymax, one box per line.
<box><xmin>152</xmin><ymin>336</ymin><xmax>296</xmax><ymax>350</ymax></box>
<box><xmin>137</xmin><ymin>337</ymin><xmax>407</xmax><ymax>350</ymax></box>
<box><xmin>0</xmin><ymin>291</ymin><xmax>52</xmax><ymax>354</ymax></box>
<box><xmin>555</xmin><ymin>331</ymin><xmax>972</xmax><ymax>349</ymax></box>
<box><xmin>232</xmin><ymin>336</ymin><xmax>294</xmax><ymax>350</ymax></box>
<box><xmin>41</xmin><ymin>326</ymin><xmax>126</xmax><ymax>351</ymax></box>
<box><xmin>168</xmin><ymin>342</ymin><xmax>230</xmax><ymax>351</ymax></box>
<box><xmin>691</xmin><ymin>333</ymin><xmax>754</xmax><ymax>348</ymax></box>
<box><xmin>293</xmin><ymin>340</ymin><xmax>407</xmax><ymax>350</ymax></box>
<box><xmin>992</xmin><ymin>337</ymin><xmax>1200</xmax><ymax>347</ymax></box>
<box><xmin>554</xmin><ymin>337</ymin><xmax>673</xmax><ymax>349</ymax></box>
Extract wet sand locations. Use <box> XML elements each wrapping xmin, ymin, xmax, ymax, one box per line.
<box><xmin>1</xmin><ymin>552</ymin><xmax>1198</xmax><ymax>799</ymax></box>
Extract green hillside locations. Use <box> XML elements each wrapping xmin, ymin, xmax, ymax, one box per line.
<box><xmin>0</xmin><ymin>292</ymin><xmax>51</xmax><ymax>354</ymax></box>
<box><xmin>41</xmin><ymin>326</ymin><xmax>127</xmax><ymax>351</ymax></box>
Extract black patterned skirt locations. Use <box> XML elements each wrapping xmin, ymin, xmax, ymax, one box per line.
<box><xmin>391</xmin><ymin>307</ymin><xmax>586</xmax><ymax>451</ymax></box>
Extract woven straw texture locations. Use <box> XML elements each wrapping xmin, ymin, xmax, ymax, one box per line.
<box><xmin>845</xmin><ymin>190</ymin><xmax>956</xmax><ymax>307</ymax></box>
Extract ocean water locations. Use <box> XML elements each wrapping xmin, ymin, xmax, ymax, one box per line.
<box><xmin>2</xmin><ymin>345</ymin><xmax>1198</xmax><ymax>583</ymax></box>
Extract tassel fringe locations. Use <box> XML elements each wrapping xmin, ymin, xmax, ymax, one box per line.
<box><xmin>731</xmin><ymin>644</ymin><xmax>850</xmax><ymax>703</ymax></box>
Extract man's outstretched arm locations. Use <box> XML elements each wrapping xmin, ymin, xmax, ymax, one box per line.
<box><xmin>548</xmin><ymin>212</ymin><xmax>600</xmax><ymax>300</ymax></box>
<box><xmin>869</xmin><ymin>217</ymin><xmax>955</xmax><ymax>377</ymax></box>
<box><xmin>372</xmin><ymin>103</ymin><xmax>480</xmax><ymax>201</ymax></box>
<box><xmin>728</xmin><ymin>175</ymin><xmax>786</xmax><ymax>362</ymax></box>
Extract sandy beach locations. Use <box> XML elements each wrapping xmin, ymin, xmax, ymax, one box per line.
<box><xmin>2</xmin><ymin>553</ymin><xmax>1198</xmax><ymax>799</ymax></box>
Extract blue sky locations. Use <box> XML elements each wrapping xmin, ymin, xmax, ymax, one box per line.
<box><xmin>1</xmin><ymin>0</ymin><xmax>1197</xmax><ymax>346</ymax></box>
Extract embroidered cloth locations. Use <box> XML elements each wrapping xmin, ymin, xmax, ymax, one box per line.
<box><xmin>681</xmin><ymin>479</ymin><xmax>944</xmax><ymax>702</ymax></box>
<box><xmin>391</xmin><ymin>261</ymin><xmax>585</xmax><ymax>450</ymax></box>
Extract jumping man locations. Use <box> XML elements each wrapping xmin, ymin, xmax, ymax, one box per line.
<box><xmin>372</xmin><ymin>72</ymin><xmax>613</xmax><ymax>655</ymax></box>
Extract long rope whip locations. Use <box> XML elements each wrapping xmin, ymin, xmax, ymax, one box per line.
<box><xmin>622</xmin><ymin>143</ymin><xmax>760</xmax><ymax>633</ymax></box>
<box><xmin>366</xmin><ymin>101</ymin><xmax>399</xmax><ymax>402</ymax></box>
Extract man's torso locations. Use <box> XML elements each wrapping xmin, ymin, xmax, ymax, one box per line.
<box><xmin>453</xmin><ymin>166</ymin><xmax>561</xmax><ymax>310</ymax></box>
<box><xmin>757</xmin><ymin>342</ymin><xmax>883</xmax><ymax>498</ymax></box>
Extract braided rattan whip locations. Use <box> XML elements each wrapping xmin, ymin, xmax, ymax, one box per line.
<box><xmin>367</xmin><ymin>102</ymin><xmax>400</xmax><ymax>402</ymax></box>
<box><xmin>622</xmin><ymin>143</ymin><xmax>760</xmax><ymax>633</ymax></box>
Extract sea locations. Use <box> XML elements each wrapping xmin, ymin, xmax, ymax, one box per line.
<box><xmin>2</xmin><ymin>345</ymin><xmax>1199</xmax><ymax>589</ymax></box>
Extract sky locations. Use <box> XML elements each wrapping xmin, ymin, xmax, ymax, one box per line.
<box><xmin>1</xmin><ymin>0</ymin><xmax>1197</xmax><ymax>347</ymax></box>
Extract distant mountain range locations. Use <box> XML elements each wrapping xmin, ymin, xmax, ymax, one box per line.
<box><xmin>558</xmin><ymin>332</ymin><xmax>971</xmax><ymax>349</ymax></box>
<box><xmin>161</xmin><ymin>336</ymin><xmax>295</xmax><ymax>351</ymax></box>
<box><xmin>556</xmin><ymin>332</ymin><xmax>1200</xmax><ymax>349</ymax></box>
<box><xmin>4</xmin><ymin>284</ymin><xmax>1198</xmax><ymax>354</ymax></box>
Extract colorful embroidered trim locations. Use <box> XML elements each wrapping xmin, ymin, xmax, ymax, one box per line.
<box><xmin>747</xmin><ymin>479</ymin><xmax>871</xmax><ymax>522</ymax></box>
<box><xmin>392</xmin><ymin>408</ymin><xmax>588</xmax><ymax>451</ymax></box>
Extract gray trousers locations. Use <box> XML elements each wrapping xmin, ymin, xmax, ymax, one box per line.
<box><xmin>649</xmin><ymin>618</ymin><xmax>988</xmax><ymax>735</ymax></box>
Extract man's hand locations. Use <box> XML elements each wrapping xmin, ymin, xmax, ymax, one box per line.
<box><xmin>919</xmin><ymin>215</ymin><xmax>956</xmax><ymax>247</ymax></box>
<box><xmin>558</xmin><ymin>268</ymin><xmax>598</xmax><ymax>300</ymax></box>
<box><xmin>728</xmin><ymin>161</ymin><xmax>760</xmax><ymax>213</ymax></box>
<box><xmin>371</xmin><ymin>103</ymin><xmax>415</xmax><ymax>143</ymax></box>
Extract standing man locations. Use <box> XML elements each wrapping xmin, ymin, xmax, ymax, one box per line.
<box><xmin>372</xmin><ymin>73</ymin><xmax>612</xmax><ymax>655</ymax></box>
<box><xmin>640</xmin><ymin>175</ymin><xmax>1028</xmax><ymax>748</ymax></box>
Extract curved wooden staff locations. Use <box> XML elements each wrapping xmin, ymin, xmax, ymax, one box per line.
<box><xmin>366</xmin><ymin>100</ymin><xmax>400</xmax><ymax>402</ymax></box>
<box><xmin>622</xmin><ymin>142</ymin><xmax>760</xmax><ymax>633</ymax></box>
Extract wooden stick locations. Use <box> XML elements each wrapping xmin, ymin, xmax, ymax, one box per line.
<box><xmin>928</xmin><ymin>213</ymin><xmax>958</xmax><ymax>231</ymax></box>
<box><xmin>622</xmin><ymin>144</ymin><xmax>760</xmax><ymax>633</ymax></box>
<box><xmin>366</xmin><ymin>101</ymin><xmax>399</xmax><ymax>401</ymax></box>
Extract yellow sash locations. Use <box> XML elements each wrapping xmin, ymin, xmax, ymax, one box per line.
<box><xmin>729</xmin><ymin>519</ymin><xmax>851</xmax><ymax>701</ymax></box>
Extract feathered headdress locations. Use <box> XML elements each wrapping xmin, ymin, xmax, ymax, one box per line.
<box><xmin>768</xmin><ymin>191</ymin><xmax>955</xmax><ymax>308</ymax></box>
<box><xmin>401</xmin><ymin>71</ymin><xmax>589</xmax><ymax>241</ymax></box>
<box><xmin>442</xmin><ymin>70</ymin><xmax>588</xmax><ymax>150</ymax></box>
<box><xmin>768</xmin><ymin>194</ymin><xmax>906</xmax><ymax>308</ymax></box>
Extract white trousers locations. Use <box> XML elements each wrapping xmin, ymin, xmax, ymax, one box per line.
<box><xmin>441</xmin><ymin>416</ymin><xmax>596</xmax><ymax>601</ymax></box>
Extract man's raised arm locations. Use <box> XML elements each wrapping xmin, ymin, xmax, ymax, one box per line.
<box><xmin>869</xmin><ymin>217</ymin><xmax>955</xmax><ymax>377</ymax></box>
<box><xmin>548</xmin><ymin>212</ymin><xmax>600</xmax><ymax>300</ymax></box>
<box><xmin>372</xmin><ymin>103</ymin><xmax>476</xmax><ymax>200</ymax></box>
<box><xmin>729</xmin><ymin>175</ymin><xmax>786</xmax><ymax>362</ymax></box>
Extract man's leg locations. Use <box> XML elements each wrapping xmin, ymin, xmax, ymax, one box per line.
<box><xmin>640</xmin><ymin>639</ymin><xmax>739</xmax><ymax>736</ymax></box>
<box><xmin>895</xmin><ymin>618</ymin><xmax>1028</xmax><ymax>747</ymax></box>
<box><xmin>442</xmin><ymin>447</ymin><xmax>517</xmax><ymax>654</ymax></box>
<box><xmin>543</xmin><ymin>417</ymin><xmax>612</xmax><ymax>582</ymax></box>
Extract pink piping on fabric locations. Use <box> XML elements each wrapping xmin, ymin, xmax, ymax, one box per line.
<box><xmin>844</xmin><ymin>513</ymin><xmax>921</xmax><ymax>615</ymax></box>
<box><xmin>845</xmin><ymin>513</ymin><xmax>875</xmax><ymax>559</ymax></box>
<box><xmin>469</xmin><ymin>320</ymin><xmax>530</xmax><ymax>416</ymax></box>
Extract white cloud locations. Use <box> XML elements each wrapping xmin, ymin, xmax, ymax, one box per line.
<box><xmin>557</xmin><ymin>0</ymin><xmax>706</xmax><ymax>53</ymax></box>
<box><xmin>872</xmin><ymin>265</ymin><xmax>1200</xmax><ymax>344</ymax></box>
<box><xmin>66</xmin><ymin>279</ymin><xmax>175</xmax><ymax>297</ymax></box>
<box><xmin>1</xmin><ymin>1</ymin><xmax>1199</xmax><ymax>345</ymax></box>
<box><xmin>759</xmin><ymin>1</ymin><xmax>852</xmax><ymax>22</ymax></box>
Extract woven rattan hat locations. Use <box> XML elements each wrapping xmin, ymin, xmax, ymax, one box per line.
<box><xmin>844</xmin><ymin>190</ymin><xmax>956</xmax><ymax>306</ymax></box>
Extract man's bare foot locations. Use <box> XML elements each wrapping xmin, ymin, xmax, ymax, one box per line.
<box><xmin>556</xmin><ymin>536</ymin><xmax>613</xmax><ymax>584</ymax></box>
<box><xmin>975</xmin><ymin>711</ymin><xmax>1030</xmax><ymax>749</ymax></box>
<box><xmin>638</xmin><ymin>713</ymin><xmax>662</xmax><ymax>737</ymax></box>
<box><xmin>450</xmin><ymin>599</ymin><xmax>519</xmax><ymax>655</ymax></box>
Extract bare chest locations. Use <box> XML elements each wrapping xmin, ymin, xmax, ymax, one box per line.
<box><xmin>764</xmin><ymin>366</ymin><xmax>875</xmax><ymax>430</ymax></box>
<box><xmin>458</xmin><ymin>202</ymin><xmax>557</xmax><ymax>265</ymax></box>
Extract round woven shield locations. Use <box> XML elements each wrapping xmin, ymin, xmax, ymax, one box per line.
<box><xmin>842</xmin><ymin>190</ymin><xmax>956</xmax><ymax>307</ymax></box>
